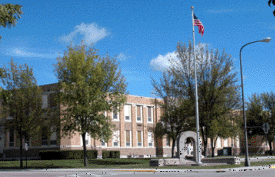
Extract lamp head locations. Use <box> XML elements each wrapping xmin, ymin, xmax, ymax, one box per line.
<box><xmin>260</xmin><ymin>37</ymin><xmax>271</xmax><ymax>43</ymax></box>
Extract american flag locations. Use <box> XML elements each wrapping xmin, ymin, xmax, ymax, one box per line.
<box><xmin>193</xmin><ymin>13</ymin><xmax>204</xmax><ymax>37</ymax></box>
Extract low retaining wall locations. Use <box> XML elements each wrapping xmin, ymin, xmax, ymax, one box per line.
<box><xmin>202</xmin><ymin>157</ymin><xmax>240</xmax><ymax>165</ymax></box>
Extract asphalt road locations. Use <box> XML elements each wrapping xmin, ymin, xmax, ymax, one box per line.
<box><xmin>0</xmin><ymin>169</ymin><xmax>274</xmax><ymax>177</ymax></box>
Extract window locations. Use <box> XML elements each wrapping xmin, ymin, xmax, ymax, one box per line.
<box><xmin>148</xmin><ymin>131</ymin><xmax>154</xmax><ymax>147</ymax></box>
<box><xmin>50</xmin><ymin>126</ymin><xmax>57</xmax><ymax>145</ymax></box>
<box><xmin>42</xmin><ymin>94</ymin><xmax>48</xmax><ymax>109</ymax></box>
<box><xmin>112</xmin><ymin>130</ymin><xmax>120</xmax><ymax>147</ymax></box>
<box><xmin>166</xmin><ymin>136</ymin><xmax>170</xmax><ymax>147</ymax></box>
<box><xmin>136</xmin><ymin>105</ymin><xmax>142</xmax><ymax>122</ymax></box>
<box><xmin>113</xmin><ymin>107</ymin><xmax>119</xmax><ymax>121</ymax></box>
<box><xmin>137</xmin><ymin>131</ymin><xmax>142</xmax><ymax>147</ymax></box>
<box><xmin>24</xmin><ymin>132</ymin><xmax>30</xmax><ymax>146</ymax></box>
<box><xmin>124</xmin><ymin>105</ymin><xmax>131</xmax><ymax>121</ymax></box>
<box><xmin>9</xmin><ymin>128</ymin><xmax>14</xmax><ymax>147</ymax></box>
<box><xmin>125</xmin><ymin>130</ymin><xmax>131</xmax><ymax>147</ymax></box>
<box><xmin>216</xmin><ymin>137</ymin><xmax>221</xmax><ymax>148</ymax></box>
<box><xmin>223</xmin><ymin>138</ymin><xmax>228</xmax><ymax>147</ymax></box>
<box><xmin>100</xmin><ymin>139</ymin><xmax>106</xmax><ymax>147</ymax></box>
<box><xmin>147</xmin><ymin>106</ymin><xmax>153</xmax><ymax>123</ymax></box>
<box><xmin>49</xmin><ymin>93</ymin><xmax>57</xmax><ymax>108</ymax></box>
<box><xmin>41</xmin><ymin>127</ymin><xmax>48</xmax><ymax>146</ymax></box>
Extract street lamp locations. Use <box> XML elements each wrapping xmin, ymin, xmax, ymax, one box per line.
<box><xmin>239</xmin><ymin>37</ymin><xmax>271</xmax><ymax>167</ymax></box>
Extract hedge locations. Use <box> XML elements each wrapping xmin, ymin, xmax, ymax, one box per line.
<box><xmin>102</xmin><ymin>151</ymin><xmax>120</xmax><ymax>159</ymax></box>
<box><xmin>39</xmin><ymin>150</ymin><xmax>97</xmax><ymax>160</ymax></box>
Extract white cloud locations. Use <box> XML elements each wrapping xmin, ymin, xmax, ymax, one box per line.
<box><xmin>206</xmin><ymin>8</ymin><xmax>255</xmax><ymax>14</ymax></box>
<box><xmin>206</xmin><ymin>9</ymin><xmax>235</xmax><ymax>13</ymax></box>
<box><xmin>8</xmin><ymin>48</ymin><xmax>59</xmax><ymax>59</ymax></box>
<box><xmin>150</xmin><ymin>52</ymin><xmax>177</xmax><ymax>71</ymax></box>
<box><xmin>150</xmin><ymin>43</ymin><xmax>210</xmax><ymax>72</ymax></box>
<box><xmin>60</xmin><ymin>23</ymin><xmax>110</xmax><ymax>44</ymax></box>
<box><xmin>117</xmin><ymin>52</ymin><xmax>129</xmax><ymax>61</ymax></box>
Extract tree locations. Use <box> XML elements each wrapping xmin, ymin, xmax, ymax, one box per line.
<box><xmin>0</xmin><ymin>4</ymin><xmax>23</xmax><ymax>37</ymax></box>
<box><xmin>246</xmin><ymin>92</ymin><xmax>275</xmax><ymax>152</ymax></box>
<box><xmin>152</xmin><ymin>71</ymin><xmax>194</xmax><ymax>158</ymax></box>
<box><xmin>54</xmin><ymin>44</ymin><xmax>127</xmax><ymax>166</ymax></box>
<box><xmin>0</xmin><ymin>59</ymin><xmax>54</xmax><ymax>168</ymax></box>
<box><xmin>169</xmin><ymin>41</ymin><xmax>241</xmax><ymax>157</ymax></box>
<box><xmin>268</xmin><ymin>0</ymin><xmax>275</xmax><ymax>16</ymax></box>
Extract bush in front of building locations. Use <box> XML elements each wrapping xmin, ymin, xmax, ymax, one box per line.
<box><xmin>102</xmin><ymin>151</ymin><xmax>110</xmax><ymax>159</ymax></box>
<box><xmin>39</xmin><ymin>150</ymin><xmax>97</xmax><ymax>160</ymax></box>
<box><xmin>110</xmin><ymin>151</ymin><xmax>120</xmax><ymax>158</ymax></box>
<box><xmin>102</xmin><ymin>151</ymin><xmax>120</xmax><ymax>159</ymax></box>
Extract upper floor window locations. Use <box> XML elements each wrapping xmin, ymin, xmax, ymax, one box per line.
<box><xmin>147</xmin><ymin>106</ymin><xmax>153</xmax><ymax>123</ymax></box>
<box><xmin>42</xmin><ymin>94</ymin><xmax>48</xmax><ymax>109</ymax></box>
<box><xmin>136</xmin><ymin>105</ymin><xmax>142</xmax><ymax>122</ymax></box>
<box><xmin>49</xmin><ymin>93</ymin><xmax>57</xmax><ymax>108</ymax></box>
<box><xmin>124</xmin><ymin>105</ymin><xmax>131</xmax><ymax>122</ymax></box>
<box><xmin>113</xmin><ymin>107</ymin><xmax>119</xmax><ymax>121</ymax></box>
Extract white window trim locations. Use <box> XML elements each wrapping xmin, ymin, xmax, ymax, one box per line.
<box><xmin>124</xmin><ymin>105</ymin><xmax>131</xmax><ymax>122</ymax></box>
<box><xmin>147</xmin><ymin>106</ymin><xmax>154</xmax><ymax>123</ymax></box>
<box><xmin>148</xmin><ymin>131</ymin><xmax>154</xmax><ymax>147</ymax></box>
<box><xmin>112</xmin><ymin>107</ymin><xmax>119</xmax><ymax>121</ymax></box>
<box><xmin>125</xmin><ymin>130</ymin><xmax>131</xmax><ymax>147</ymax></box>
<box><xmin>136</xmin><ymin>105</ymin><xmax>143</xmax><ymax>123</ymax></box>
<box><xmin>136</xmin><ymin>131</ymin><xmax>143</xmax><ymax>147</ymax></box>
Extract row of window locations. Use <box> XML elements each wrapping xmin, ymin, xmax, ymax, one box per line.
<box><xmin>82</xmin><ymin>130</ymin><xmax>169</xmax><ymax>148</ymax></box>
<box><xmin>8</xmin><ymin>127</ymin><xmax>57</xmax><ymax>147</ymax></box>
<box><xmin>113</xmin><ymin>105</ymin><xmax>154</xmax><ymax>123</ymax></box>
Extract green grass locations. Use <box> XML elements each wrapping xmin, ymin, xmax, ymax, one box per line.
<box><xmin>0</xmin><ymin>158</ymin><xmax>275</xmax><ymax>170</ymax></box>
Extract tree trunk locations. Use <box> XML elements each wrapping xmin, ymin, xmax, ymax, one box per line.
<box><xmin>82</xmin><ymin>133</ymin><xmax>87</xmax><ymax>166</ymax></box>
<box><xmin>200</xmin><ymin>125</ymin><xmax>207</xmax><ymax>157</ymax></box>
<box><xmin>19</xmin><ymin>125</ymin><xmax>23</xmax><ymax>168</ymax></box>
<box><xmin>171</xmin><ymin>138</ymin><xmax>175</xmax><ymax>158</ymax></box>
<box><xmin>211</xmin><ymin>138</ymin><xmax>215</xmax><ymax>157</ymax></box>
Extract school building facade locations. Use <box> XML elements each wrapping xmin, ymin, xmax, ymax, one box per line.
<box><xmin>0</xmin><ymin>83</ymin><xmax>271</xmax><ymax>159</ymax></box>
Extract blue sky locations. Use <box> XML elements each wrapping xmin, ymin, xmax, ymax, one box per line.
<box><xmin>0</xmin><ymin>0</ymin><xmax>274</xmax><ymax>101</ymax></box>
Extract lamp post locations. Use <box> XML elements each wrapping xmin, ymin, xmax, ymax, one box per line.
<box><xmin>239</xmin><ymin>37</ymin><xmax>271</xmax><ymax>167</ymax></box>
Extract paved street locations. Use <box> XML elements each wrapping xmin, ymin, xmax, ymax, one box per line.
<box><xmin>0</xmin><ymin>167</ymin><xmax>274</xmax><ymax>177</ymax></box>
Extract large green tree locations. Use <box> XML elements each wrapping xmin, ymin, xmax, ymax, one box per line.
<box><xmin>169</xmin><ymin>41</ymin><xmax>241</xmax><ymax>157</ymax></box>
<box><xmin>54</xmin><ymin>44</ymin><xmax>127</xmax><ymax>166</ymax></box>
<box><xmin>0</xmin><ymin>59</ymin><xmax>54</xmax><ymax>168</ymax></box>
<box><xmin>152</xmin><ymin>71</ymin><xmax>194</xmax><ymax>158</ymax></box>
<box><xmin>246</xmin><ymin>92</ymin><xmax>275</xmax><ymax>152</ymax></box>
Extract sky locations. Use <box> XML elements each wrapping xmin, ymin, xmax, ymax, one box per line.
<box><xmin>0</xmin><ymin>0</ymin><xmax>274</xmax><ymax>102</ymax></box>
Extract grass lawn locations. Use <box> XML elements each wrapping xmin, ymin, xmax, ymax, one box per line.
<box><xmin>0</xmin><ymin>158</ymin><xmax>275</xmax><ymax>169</ymax></box>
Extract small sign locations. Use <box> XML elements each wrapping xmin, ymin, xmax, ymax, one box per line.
<box><xmin>262</xmin><ymin>123</ymin><xmax>270</xmax><ymax>134</ymax></box>
<box><xmin>25</xmin><ymin>143</ymin><xmax>28</xmax><ymax>151</ymax></box>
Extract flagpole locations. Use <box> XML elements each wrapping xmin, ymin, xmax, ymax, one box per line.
<box><xmin>191</xmin><ymin>6</ymin><xmax>202</xmax><ymax>165</ymax></box>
